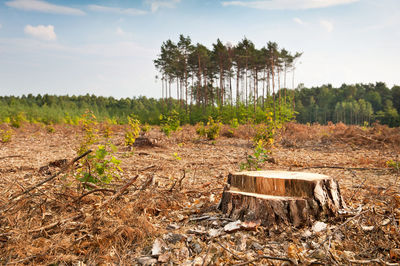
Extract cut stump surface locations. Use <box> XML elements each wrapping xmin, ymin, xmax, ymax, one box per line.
<box><xmin>219</xmin><ymin>171</ymin><xmax>346</xmax><ymax>227</ymax></box>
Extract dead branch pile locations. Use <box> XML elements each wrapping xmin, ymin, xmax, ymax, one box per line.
<box><xmin>0</xmin><ymin>170</ymin><xmax>186</xmax><ymax>264</ymax></box>
<box><xmin>0</xmin><ymin>123</ymin><xmax>399</xmax><ymax>265</ymax></box>
<box><xmin>281</xmin><ymin>122</ymin><xmax>400</xmax><ymax>149</ymax></box>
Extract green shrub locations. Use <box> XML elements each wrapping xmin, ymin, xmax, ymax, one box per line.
<box><xmin>387</xmin><ymin>160</ymin><xmax>400</xmax><ymax>170</ymax></box>
<box><xmin>253</xmin><ymin>111</ymin><xmax>276</xmax><ymax>147</ymax></box>
<box><xmin>230</xmin><ymin>118</ymin><xmax>239</xmax><ymax>129</ymax></box>
<box><xmin>240</xmin><ymin>140</ymin><xmax>270</xmax><ymax>171</ymax></box>
<box><xmin>75</xmin><ymin>143</ymin><xmax>122</xmax><ymax>187</ymax></box>
<box><xmin>196</xmin><ymin>122</ymin><xmax>205</xmax><ymax>137</ymax></box>
<box><xmin>102</xmin><ymin>121</ymin><xmax>113</xmax><ymax>139</ymax></box>
<box><xmin>141</xmin><ymin>123</ymin><xmax>151</xmax><ymax>133</ymax></box>
<box><xmin>46</xmin><ymin>125</ymin><xmax>55</xmax><ymax>133</ymax></box>
<box><xmin>75</xmin><ymin>111</ymin><xmax>122</xmax><ymax>188</ymax></box>
<box><xmin>0</xmin><ymin>130</ymin><xmax>12</xmax><ymax>143</ymax></box>
<box><xmin>160</xmin><ymin>109</ymin><xmax>181</xmax><ymax>137</ymax></box>
<box><xmin>77</xmin><ymin>111</ymin><xmax>98</xmax><ymax>156</ymax></box>
<box><xmin>125</xmin><ymin>116</ymin><xmax>140</xmax><ymax>146</ymax></box>
<box><xmin>10</xmin><ymin>112</ymin><xmax>27</xmax><ymax>128</ymax></box>
<box><xmin>3</xmin><ymin>117</ymin><xmax>11</xmax><ymax>124</ymax></box>
<box><xmin>196</xmin><ymin>117</ymin><xmax>222</xmax><ymax>140</ymax></box>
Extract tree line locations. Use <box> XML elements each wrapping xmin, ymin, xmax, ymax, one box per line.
<box><xmin>154</xmin><ymin>35</ymin><xmax>302</xmax><ymax>119</ymax></box>
<box><xmin>0</xmin><ymin>81</ymin><xmax>399</xmax><ymax>127</ymax></box>
<box><xmin>294</xmin><ymin>82</ymin><xmax>400</xmax><ymax>127</ymax></box>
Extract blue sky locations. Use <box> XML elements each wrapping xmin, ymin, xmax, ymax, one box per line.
<box><xmin>0</xmin><ymin>0</ymin><xmax>399</xmax><ymax>98</ymax></box>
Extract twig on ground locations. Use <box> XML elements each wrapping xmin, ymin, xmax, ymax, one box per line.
<box><xmin>101</xmin><ymin>175</ymin><xmax>139</xmax><ymax>207</ymax></box>
<box><xmin>304</xmin><ymin>165</ymin><xmax>386</xmax><ymax>171</ymax></box>
<box><xmin>349</xmin><ymin>169</ymin><xmax>367</xmax><ymax>201</ymax></box>
<box><xmin>0</xmin><ymin>155</ymin><xmax>24</xmax><ymax>161</ymax></box>
<box><xmin>233</xmin><ymin>255</ymin><xmax>297</xmax><ymax>266</ymax></box>
<box><xmin>348</xmin><ymin>258</ymin><xmax>396</xmax><ymax>265</ymax></box>
<box><xmin>28</xmin><ymin>214</ymin><xmax>83</xmax><ymax>233</ymax></box>
<box><xmin>139</xmin><ymin>175</ymin><xmax>154</xmax><ymax>190</ymax></box>
<box><xmin>169</xmin><ymin>169</ymin><xmax>186</xmax><ymax>192</ymax></box>
<box><xmin>214</xmin><ymin>239</ymin><xmax>244</xmax><ymax>261</ymax></box>
<box><xmin>201</xmin><ymin>243</ymin><xmax>212</xmax><ymax>266</ymax></box>
<box><xmin>136</xmin><ymin>164</ymin><xmax>156</xmax><ymax>173</ymax></box>
<box><xmin>75</xmin><ymin>188</ymin><xmax>116</xmax><ymax>202</ymax></box>
<box><xmin>1</xmin><ymin>150</ymin><xmax>92</xmax><ymax>211</ymax></box>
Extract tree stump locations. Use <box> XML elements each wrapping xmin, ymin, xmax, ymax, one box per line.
<box><xmin>218</xmin><ymin>171</ymin><xmax>346</xmax><ymax>227</ymax></box>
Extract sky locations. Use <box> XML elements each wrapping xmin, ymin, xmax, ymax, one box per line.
<box><xmin>0</xmin><ymin>0</ymin><xmax>399</xmax><ymax>99</ymax></box>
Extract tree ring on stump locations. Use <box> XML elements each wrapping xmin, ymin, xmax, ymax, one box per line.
<box><xmin>218</xmin><ymin>170</ymin><xmax>346</xmax><ymax>227</ymax></box>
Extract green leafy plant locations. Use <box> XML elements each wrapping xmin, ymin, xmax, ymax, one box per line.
<box><xmin>0</xmin><ymin>130</ymin><xmax>12</xmax><ymax>143</ymax></box>
<box><xmin>196</xmin><ymin>117</ymin><xmax>222</xmax><ymax>140</ymax></box>
<box><xmin>196</xmin><ymin>122</ymin><xmax>205</xmax><ymax>137</ymax></box>
<box><xmin>46</xmin><ymin>125</ymin><xmax>55</xmax><ymax>133</ymax></box>
<box><xmin>172</xmin><ymin>152</ymin><xmax>182</xmax><ymax>161</ymax></box>
<box><xmin>141</xmin><ymin>123</ymin><xmax>151</xmax><ymax>133</ymax></box>
<box><xmin>240</xmin><ymin>140</ymin><xmax>270</xmax><ymax>171</ymax></box>
<box><xmin>253</xmin><ymin>111</ymin><xmax>276</xmax><ymax>147</ymax></box>
<box><xmin>125</xmin><ymin>116</ymin><xmax>141</xmax><ymax>146</ymax></box>
<box><xmin>10</xmin><ymin>112</ymin><xmax>27</xmax><ymax>128</ymax></box>
<box><xmin>102</xmin><ymin>121</ymin><xmax>113</xmax><ymax>139</ymax></box>
<box><xmin>75</xmin><ymin>111</ymin><xmax>122</xmax><ymax>188</ymax></box>
<box><xmin>76</xmin><ymin>143</ymin><xmax>122</xmax><ymax>187</ymax></box>
<box><xmin>77</xmin><ymin>111</ymin><xmax>98</xmax><ymax>156</ymax></box>
<box><xmin>230</xmin><ymin>118</ymin><xmax>239</xmax><ymax>129</ymax></box>
<box><xmin>387</xmin><ymin>160</ymin><xmax>400</xmax><ymax>171</ymax></box>
<box><xmin>2</xmin><ymin>117</ymin><xmax>11</xmax><ymax>124</ymax></box>
<box><xmin>160</xmin><ymin>109</ymin><xmax>181</xmax><ymax>137</ymax></box>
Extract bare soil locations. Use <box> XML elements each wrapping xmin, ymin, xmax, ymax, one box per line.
<box><xmin>0</xmin><ymin>123</ymin><xmax>399</xmax><ymax>265</ymax></box>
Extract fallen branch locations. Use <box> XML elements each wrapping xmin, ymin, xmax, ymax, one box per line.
<box><xmin>137</xmin><ymin>164</ymin><xmax>156</xmax><ymax>172</ymax></box>
<box><xmin>101</xmin><ymin>175</ymin><xmax>139</xmax><ymax>207</ymax></box>
<box><xmin>75</xmin><ymin>188</ymin><xmax>116</xmax><ymax>203</ymax></box>
<box><xmin>349</xmin><ymin>170</ymin><xmax>367</xmax><ymax>201</ymax></box>
<box><xmin>304</xmin><ymin>165</ymin><xmax>386</xmax><ymax>171</ymax></box>
<box><xmin>28</xmin><ymin>214</ymin><xmax>83</xmax><ymax>233</ymax></box>
<box><xmin>0</xmin><ymin>155</ymin><xmax>23</xmax><ymax>161</ymax></box>
<box><xmin>348</xmin><ymin>259</ymin><xmax>379</xmax><ymax>264</ymax></box>
<box><xmin>201</xmin><ymin>242</ymin><xmax>212</xmax><ymax>266</ymax></box>
<box><xmin>5</xmin><ymin>150</ymin><xmax>92</xmax><ymax>203</ymax></box>
<box><xmin>214</xmin><ymin>239</ymin><xmax>244</xmax><ymax>261</ymax></box>
<box><xmin>169</xmin><ymin>170</ymin><xmax>186</xmax><ymax>192</ymax></box>
<box><xmin>140</xmin><ymin>175</ymin><xmax>154</xmax><ymax>191</ymax></box>
<box><xmin>233</xmin><ymin>255</ymin><xmax>297</xmax><ymax>266</ymax></box>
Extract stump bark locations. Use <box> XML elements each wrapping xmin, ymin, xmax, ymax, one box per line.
<box><xmin>218</xmin><ymin>171</ymin><xmax>346</xmax><ymax>227</ymax></box>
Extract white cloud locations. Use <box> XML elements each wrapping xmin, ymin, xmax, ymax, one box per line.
<box><xmin>293</xmin><ymin>17</ymin><xmax>306</xmax><ymax>25</ymax></box>
<box><xmin>145</xmin><ymin>0</ymin><xmax>181</xmax><ymax>13</ymax></box>
<box><xmin>222</xmin><ymin>0</ymin><xmax>359</xmax><ymax>10</ymax></box>
<box><xmin>88</xmin><ymin>5</ymin><xmax>147</xmax><ymax>15</ymax></box>
<box><xmin>5</xmin><ymin>0</ymin><xmax>85</xmax><ymax>15</ymax></box>
<box><xmin>116</xmin><ymin>27</ymin><xmax>124</xmax><ymax>36</ymax></box>
<box><xmin>320</xmin><ymin>20</ymin><xmax>334</xmax><ymax>32</ymax></box>
<box><xmin>24</xmin><ymin>25</ymin><xmax>56</xmax><ymax>41</ymax></box>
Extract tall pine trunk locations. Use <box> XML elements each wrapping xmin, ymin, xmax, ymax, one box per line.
<box><xmin>262</xmin><ymin>69</ymin><xmax>265</xmax><ymax>110</ymax></box>
<box><xmin>236</xmin><ymin>66</ymin><xmax>240</xmax><ymax>108</ymax></box>
<box><xmin>229</xmin><ymin>72</ymin><xmax>232</xmax><ymax>107</ymax></box>
<box><xmin>271</xmin><ymin>61</ymin><xmax>276</xmax><ymax>122</ymax></box>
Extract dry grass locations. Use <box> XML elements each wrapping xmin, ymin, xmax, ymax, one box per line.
<box><xmin>281</xmin><ymin>122</ymin><xmax>400</xmax><ymax>149</ymax></box>
<box><xmin>0</xmin><ymin>122</ymin><xmax>399</xmax><ymax>264</ymax></box>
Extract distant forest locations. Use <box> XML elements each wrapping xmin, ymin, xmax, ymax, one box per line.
<box><xmin>0</xmin><ymin>82</ymin><xmax>399</xmax><ymax>127</ymax></box>
<box><xmin>0</xmin><ymin>35</ymin><xmax>398</xmax><ymax>127</ymax></box>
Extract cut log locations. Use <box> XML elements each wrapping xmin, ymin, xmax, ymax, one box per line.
<box><xmin>219</xmin><ymin>171</ymin><xmax>346</xmax><ymax>227</ymax></box>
